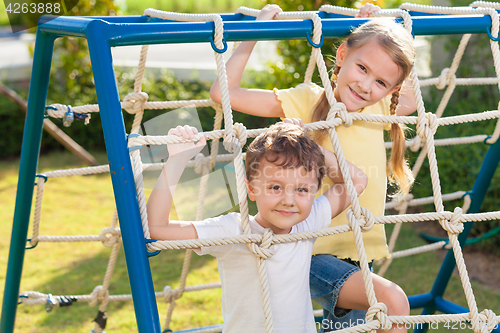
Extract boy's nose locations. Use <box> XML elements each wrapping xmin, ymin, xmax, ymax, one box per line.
<box><xmin>281</xmin><ymin>190</ymin><xmax>295</xmax><ymax>205</ymax></box>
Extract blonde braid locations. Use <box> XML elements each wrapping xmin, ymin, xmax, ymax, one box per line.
<box><xmin>311</xmin><ymin>66</ymin><xmax>341</xmax><ymax>143</ymax></box>
<box><xmin>387</xmin><ymin>88</ymin><xmax>414</xmax><ymax>198</ymax></box>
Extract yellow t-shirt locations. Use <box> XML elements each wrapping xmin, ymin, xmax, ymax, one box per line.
<box><xmin>275</xmin><ymin>82</ymin><xmax>390</xmax><ymax>261</ymax></box>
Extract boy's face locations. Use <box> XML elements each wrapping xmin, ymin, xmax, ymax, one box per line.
<box><xmin>246</xmin><ymin>159</ymin><xmax>319</xmax><ymax>234</ymax></box>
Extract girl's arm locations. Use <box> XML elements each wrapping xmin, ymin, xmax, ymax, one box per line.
<box><xmin>280</xmin><ymin>118</ymin><xmax>367</xmax><ymax>218</ymax></box>
<box><xmin>320</xmin><ymin>146</ymin><xmax>368</xmax><ymax>219</ymax></box>
<box><xmin>146</xmin><ymin>126</ymin><xmax>207</xmax><ymax>241</ymax></box>
<box><xmin>396</xmin><ymin>77</ymin><xmax>417</xmax><ymax>116</ymax></box>
<box><xmin>209</xmin><ymin>5</ymin><xmax>285</xmax><ymax>118</ymax></box>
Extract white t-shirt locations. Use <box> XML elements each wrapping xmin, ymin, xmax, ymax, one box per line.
<box><xmin>194</xmin><ymin>196</ymin><xmax>331</xmax><ymax>333</ymax></box>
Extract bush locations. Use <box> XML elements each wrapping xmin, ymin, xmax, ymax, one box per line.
<box><xmin>407</xmin><ymin>14</ymin><xmax>500</xmax><ymax>250</ymax></box>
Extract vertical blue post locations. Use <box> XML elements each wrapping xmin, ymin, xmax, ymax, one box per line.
<box><xmin>414</xmin><ymin>137</ymin><xmax>500</xmax><ymax>333</ymax></box>
<box><xmin>0</xmin><ymin>30</ymin><xmax>56</xmax><ymax>333</ymax></box>
<box><xmin>85</xmin><ymin>20</ymin><xmax>161</xmax><ymax>333</ymax></box>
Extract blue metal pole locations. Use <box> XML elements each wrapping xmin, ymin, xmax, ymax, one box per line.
<box><xmin>85</xmin><ymin>20</ymin><xmax>162</xmax><ymax>333</ymax></box>
<box><xmin>37</xmin><ymin>14</ymin><xmax>495</xmax><ymax>46</ymax></box>
<box><xmin>408</xmin><ymin>292</ymin><xmax>433</xmax><ymax>309</ymax></box>
<box><xmin>0</xmin><ymin>29</ymin><xmax>56</xmax><ymax>333</ymax></box>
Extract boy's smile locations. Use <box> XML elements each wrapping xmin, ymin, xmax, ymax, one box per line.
<box><xmin>334</xmin><ymin>40</ymin><xmax>402</xmax><ymax>112</ymax></box>
<box><xmin>246</xmin><ymin>159</ymin><xmax>319</xmax><ymax>234</ymax></box>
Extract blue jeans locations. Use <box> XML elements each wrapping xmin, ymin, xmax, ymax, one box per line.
<box><xmin>310</xmin><ymin>254</ymin><xmax>370</xmax><ymax>332</ymax></box>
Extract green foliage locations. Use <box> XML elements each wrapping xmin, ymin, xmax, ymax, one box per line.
<box><xmin>407</xmin><ymin>6</ymin><xmax>500</xmax><ymax>249</ymax></box>
<box><xmin>0</xmin><ymin>91</ymin><xmax>26</xmax><ymax>158</ymax></box>
<box><xmin>49</xmin><ymin>0</ymin><xmax>120</xmax><ymax>96</ymax></box>
<box><xmin>124</xmin><ymin>0</ymin><xmax>264</xmax><ymax>15</ymax></box>
<box><xmin>263</xmin><ymin>0</ymin><xmax>354</xmax><ymax>90</ymax></box>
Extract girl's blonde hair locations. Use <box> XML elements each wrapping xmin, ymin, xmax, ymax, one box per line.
<box><xmin>311</xmin><ymin>19</ymin><xmax>415</xmax><ymax>197</ymax></box>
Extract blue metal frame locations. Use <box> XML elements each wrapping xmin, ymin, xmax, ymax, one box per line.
<box><xmin>2</xmin><ymin>9</ymin><xmax>500</xmax><ymax>333</ymax></box>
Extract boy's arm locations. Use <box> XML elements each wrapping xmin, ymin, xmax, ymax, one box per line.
<box><xmin>209</xmin><ymin>5</ymin><xmax>285</xmax><ymax>118</ymax></box>
<box><xmin>146</xmin><ymin>126</ymin><xmax>206</xmax><ymax>241</ymax></box>
<box><xmin>320</xmin><ymin>146</ymin><xmax>368</xmax><ymax>219</ymax></box>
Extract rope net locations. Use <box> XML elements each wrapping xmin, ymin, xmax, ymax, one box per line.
<box><xmin>19</xmin><ymin>2</ymin><xmax>500</xmax><ymax>332</ymax></box>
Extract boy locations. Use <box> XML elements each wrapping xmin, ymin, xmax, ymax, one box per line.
<box><xmin>146</xmin><ymin>120</ymin><xmax>367</xmax><ymax>332</ymax></box>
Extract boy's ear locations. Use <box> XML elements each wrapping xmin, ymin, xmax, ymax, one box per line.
<box><xmin>336</xmin><ymin>42</ymin><xmax>348</xmax><ymax>67</ymax></box>
<box><xmin>245</xmin><ymin>178</ymin><xmax>256</xmax><ymax>201</ymax></box>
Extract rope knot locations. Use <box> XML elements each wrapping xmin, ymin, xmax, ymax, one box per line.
<box><xmin>328</xmin><ymin>103</ymin><xmax>351</xmax><ymax>127</ymax></box>
<box><xmin>409</xmin><ymin>136</ymin><xmax>422</xmax><ymax>152</ymax></box>
<box><xmin>476</xmin><ymin>309</ymin><xmax>497</xmax><ymax>333</ymax></box>
<box><xmin>250</xmin><ymin>228</ymin><xmax>275</xmax><ymax>260</ymax></box>
<box><xmin>365</xmin><ymin>302</ymin><xmax>391</xmax><ymax>331</ymax></box>
<box><xmin>194</xmin><ymin>153</ymin><xmax>209</xmax><ymax>174</ymax></box>
<box><xmin>440</xmin><ymin>207</ymin><xmax>464</xmax><ymax>234</ymax></box>
<box><xmin>100</xmin><ymin>227</ymin><xmax>121</xmax><ymax>247</ymax></box>
<box><xmin>418</xmin><ymin>113</ymin><xmax>438</xmax><ymax>139</ymax></box>
<box><xmin>426</xmin><ymin>113</ymin><xmax>439</xmax><ymax>136</ymax></box>
<box><xmin>346</xmin><ymin>207</ymin><xmax>375</xmax><ymax>232</ymax></box>
<box><xmin>163</xmin><ymin>285</ymin><xmax>180</xmax><ymax>303</ymax></box>
<box><xmin>89</xmin><ymin>285</ymin><xmax>108</xmax><ymax>307</ymax></box>
<box><xmin>234</xmin><ymin>122</ymin><xmax>248</xmax><ymax>147</ymax></box>
<box><xmin>46</xmin><ymin>104</ymin><xmax>67</xmax><ymax>118</ymax></box>
<box><xmin>123</xmin><ymin>92</ymin><xmax>149</xmax><ymax>114</ymax></box>
<box><xmin>436</xmin><ymin>68</ymin><xmax>454</xmax><ymax>90</ymax></box>
<box><xmin>223</xmin><ymin>123</ymin><xmax>247</xmax><ymax>153</ymax></box>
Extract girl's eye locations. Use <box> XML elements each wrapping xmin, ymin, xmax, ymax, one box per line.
<box><xmin>297</xmin><ymin>188</ymin><xmax>308</xmax><ymax>193</ymax></box>
<box><xmin>358</xmin><ymin>64</ymin><xmax>366</xmax><ymax>72</ymax></box>
<box><xmin>376</xmin><ymin>80</ymin><xmax>386</xmax><ymax>87</ymax></box>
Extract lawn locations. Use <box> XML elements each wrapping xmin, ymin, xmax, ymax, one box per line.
<box><xmin>1</xmin><ymin>151</ymin><xmax>500</xmax><ymax>332</ymax></box>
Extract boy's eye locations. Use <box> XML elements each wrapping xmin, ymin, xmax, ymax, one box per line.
<box><xmin>297</xmin><ymin>188</ymin><xmax>308</xmax><ymax>193</ymax></box>
<box><xmin>270</xmin><ymin>185</ymin><xmax>281</xmax><ymax>191</ymax></box>
<box><xmin>358</xmin><ymin>64</ymin><xmax>366</xmax><ymax>72</ymax></box>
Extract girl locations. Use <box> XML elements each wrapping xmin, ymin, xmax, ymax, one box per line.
<box><xmin>210</xmin><ymin>4</ymin><xmax>415</xmax><ymax>332</ymax></box>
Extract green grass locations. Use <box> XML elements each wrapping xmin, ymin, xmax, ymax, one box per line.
<box><xmin>0</xmin><ymin>151</ymin><xmax>223</xmax><ymax>332</ymax></box>
<box><xmin>1</xmin><ymin>151</ymin><xmax>500</xmax><ymax>332</ymax></box>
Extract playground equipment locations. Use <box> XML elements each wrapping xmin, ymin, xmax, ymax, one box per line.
<box><xmin>2</xmin><ymin>3</ymin><xmax>500</xmax><ymax>333</ymax></box>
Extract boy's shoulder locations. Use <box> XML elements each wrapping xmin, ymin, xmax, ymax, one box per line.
<box><xmin>196</xmin><ymin>212</ymin><xmax>244</xmax><ymax>236</ymax></box>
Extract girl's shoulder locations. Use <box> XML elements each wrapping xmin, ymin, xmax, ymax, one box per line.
<box><xmin>294</xmin><ymin>82</ymin><xmax>324</xmax><ymax>96</ymax></box>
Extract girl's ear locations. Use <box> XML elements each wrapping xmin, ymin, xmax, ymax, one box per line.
<box><xmin>336</xmin><ymin>42</ymin><xmax>348</xmax><ymax>67</ymax></box>
<box><xmin>245</xmin><ymin>178</ymin><xmax>256</xmax><ymax>201</ymax></box>
<box><xmin>386</xmin><ymin>84</ymin><xmax>402</xmax><ymax>97</ymax></box>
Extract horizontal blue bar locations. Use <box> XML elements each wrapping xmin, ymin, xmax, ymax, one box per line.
<box><xmin>434</xmin><ymin>297</ymin><xmax>468</xmax><ymax>314</ymax></box>
<box><xmin>38</xmin><ymin>13</ymin><xmax>494</xmax><ymax>46</ymax></box>
<box><xmin>435</xmin><ymin>298</ymin><xmax>500</xmax><ymax>333</ymax></box>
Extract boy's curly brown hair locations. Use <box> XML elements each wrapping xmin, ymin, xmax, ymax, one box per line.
<box><xmin>245</xmin><ymin>123</ymin><xmax>326</xmax><ymax>187</ymax></box>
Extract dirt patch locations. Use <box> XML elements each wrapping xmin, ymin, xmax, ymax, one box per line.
<box><xmin>410</xmin><ymin>221</ymin><xmax>500</xmax><ymax>294</ymax></box>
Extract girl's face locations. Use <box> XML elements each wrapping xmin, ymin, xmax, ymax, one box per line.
<box><xmin>335</xmin><ymin>40</ymin><xmax>402</xmax><ymax>112</ymax></box>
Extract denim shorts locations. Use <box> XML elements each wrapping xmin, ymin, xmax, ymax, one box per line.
<box><xmin>309</xmin><ymin>254</ymin><xmax>362</xmax><ymax>319</ymax></box>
